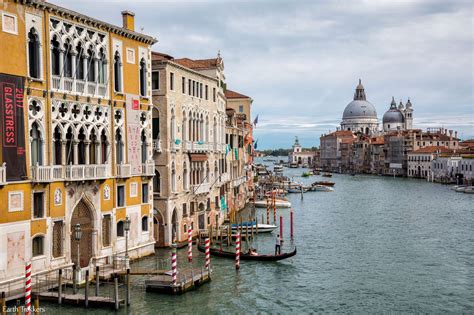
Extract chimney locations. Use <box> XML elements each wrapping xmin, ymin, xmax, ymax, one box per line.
<box><xmin>122</xmin><ymin>11</ymin><xmax>135</xmax><ymax>31</ymax></box>
<box><xmin>449</xmin><ymin>130</ymin><xmax>453</xmax><ymax>141</ymax></box>
<box><xmin>455</xmin><ymin>131</ymin><xmax>458</xmax><ymax>138</ymax></box>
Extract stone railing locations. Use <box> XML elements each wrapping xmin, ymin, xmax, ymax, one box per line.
<box><xmin>0</xmin><ymin>163</ymin><xmax>6</xmax><ymax>185</ymax></box>
<box><xmin>31</xmin><ymin>165</ymin><xmax>64</xmax><ymax>182</ymax></box>
<box><xmin>231</xmin><ymin>175</ymin><xmax>247</xmax><ymax>187</ymax></box>
<box><xmin>142</xmin><ymin>161</ymin><xmax>155</xmax><ymax>176</ymax></box>
<box><xmin>170</xmin><ymin>140</ymin><xmax>181</xmax><ymax>152</ymax></box>
<box><xmin>152</xmin><ymin>139</ymin><xmax>162</xmax><ymax>152</ymax></box>
<box><xmin>184</xmin><ymin>141</ymin><xmax>193</xmax><ymax>152</ymax></box>
<box><xmin>116</xmin><ymin>163</ymin><xmax>131</xmax><ymax>178</ymax></box>
<box><xmin>219</xmin><ymin>173</ymin><xmax>230</xmax><ymax>184</ymax></box>
<box><xmin>51</xmin><ymin>75</ymin><xmax>108</xmax><ymax>98</ymax></box>
<box><xmin>192</xmin><ymin>183</ymin><xmax>211</xmax><ymax>195</ymax></box>
<box><xmin>192</xmin><ymin>142</ymin><xmax>209</xmax><ymax>152</ymax></box>
<box><xmin>65</xmin><ymin>164</ymin><xmax>110</xmax><ymax>181</ymax></box>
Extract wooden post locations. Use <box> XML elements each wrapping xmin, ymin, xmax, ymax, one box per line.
<box><xmin>250</xmin><ymin>217</ymin><xmax>254</xmax><ymax>239</ymax></box>
<box><xmin>273</xmin><ymin>194</ymin><xmax>276</xmax><ymax>224</ymax></box>
<box><xmin>280</xmin><ymin>215</ymin><xmax>283</xmax><ymax>240</ymax></box>
<box><xmin>290</xmin><ymin>209</ymin><xmax>294</xmax><ymax>240</ymax></box>
<box><xmin>235</xmin><ymin>232</ymin><xmax>241</xmax><ymax>270</ymax></box>
<box><xmin>114</xmin><ymin>275</ymin><xmax>119</xmax><ymax>311</ymax></box>
<box><xmin>34</xmin><ymin>295</ymin><xmax>39</xmax><ymax>314</ymax></box>
<box><xmin>227</xmin><ymin>223</ymin><xmax>231</xmax><ymax>246</ymax></box>
<box><xmin>256</xmin><ymin>217</ymin><xmax>258</xmax><ymax>235</ymax></box>
<box><xmin>58</xmin><ymin>269</ymin><xmax>62</xmax><ymax>305</ymax></box>
<box><xmin>16</xmin><ymin>300</ymin><xmax>21</xmax><ymax>315</ymax></box>
<box><xmin>266</xmin><ymin>197</ymin><xmax>269</xmax><ymax>224</ymax></box>
<box><xmin>126</xmin><ymin>268</ymin><xmax>130</xmax><ymax>306</ymax></box>
<box><xmin>245</xmin><ymin>220</ymin><xmax>249</xmax><ymax>246</ymax></box>
<box><xmin>84</xmin><ymin>269</ymin><xmax>89</xmax><ymax>308</ymax></box>
<box><xmin>1</xmin><ymin>292</ymin><xmax>6</xmax><ymax>315</ymax></box>
<box><xmin>72</xmin><ymin>264</ymin><xmax>77</xmax><ymax>294</ymax></box>
<box><xmin>95</xmin><ymin>265</ymin><xmax>100</xmax><ymax>296</ymax></box>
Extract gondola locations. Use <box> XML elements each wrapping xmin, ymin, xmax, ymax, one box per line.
<box><xmin>197</xmin><ymin>244</ymin><xmax>296</xmax><ymax>261</ymax></box>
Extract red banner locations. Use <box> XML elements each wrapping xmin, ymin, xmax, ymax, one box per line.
<box><xmin>0</xmin><ymin>73</ymin><xmax>26</xmax><ymax>181</ymax></box>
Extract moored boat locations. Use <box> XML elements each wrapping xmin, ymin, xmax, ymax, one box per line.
<box><xmin>229</xmin><ymin>222</ymin><xmax>277</xmax><ymax>233</ymax></box>
<box><xmin>462</xmin><ymin>186</ymin><xmax>474</xmax><ymax>194</ymax></box>
<box><xmin>255</xmin><ymin>198</ymin><xmax>292</xmax><ymax>208</ymax></box>
<box><xmin>197</xmin><ymin>244</ymin><xmax>297</xmax><ymax>261</ymax></box>
<box><xmin>311</xmin><ymin>184</ymin><xmax>334</xmax><ymax>192</ymax></box>
<box><xmin>322</xmin><ymin>173</ymin><xmax>332</xmax><ymax>178</ymax></box>
<box><xmin>312</xmin><ymin>181</ymin><xmax>335</xmax><ymax>187</ymax></box>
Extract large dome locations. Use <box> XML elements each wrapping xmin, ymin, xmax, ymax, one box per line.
<box><xmin>342</xmin><ymin>100</ymin><xmax>378</xmax><ymax>120</ymax></box>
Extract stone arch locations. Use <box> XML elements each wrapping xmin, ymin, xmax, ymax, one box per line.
<box><xmin>70</xmin><ymin>198</ymin><xmax>96</xmax><ymax>268</ymax></box>
<box><xmin>171</xmin><ymin>207</ymin><xmax>179</xmax><ymax>242</ymax></box>
<box><xmin>153</xmin><ymin>208</ymin><xmax>165</xmax><ymax>247</ymax></box>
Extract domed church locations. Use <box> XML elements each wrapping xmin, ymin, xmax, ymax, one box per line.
<box><xmin>382</xmin><ymin>97</ymin><xmax>413</xmax><ymax>132</ymax></box>
<box><xmin>341</xmin><ymin>79</ymin><xmax>379</xmax><ymax>135</ymax></box>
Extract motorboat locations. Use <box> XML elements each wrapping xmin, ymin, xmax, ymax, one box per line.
<box><xmin>254</xmin><ymin>198</ymin><xmax>292</xmax><ymax>208</ymax></box>
<box><xmin>312</xmin><ymin>181</ymin><xmax>335</xmax><ymax>187</ymax></box>
<box><xmin>311</xmin><ymin>184</ymin><xmax>334</xmax><ymax>192</ymax></box>
<box><xmin>463</xmin><ymin>186</ymin><xmax>474</xmax><ymax>194</ymax></box>
<box><xmin>455</xmin><ymin>186</ymin><xmax>468</xmax><ymax>192</ymax></box>
<box><xmin>322</xmin><ymin>173</ymin><xmax>333</xmax><ymax>178</ymax></box>
<box><xmin>229</xmin><ymin>222</ymin><xmax>277</xmax><ymax>233</ymax></box>
<box><xmin>197</xmin><ymin>244</ymin><xmax>297</xmax><ymax>261</ymax></box>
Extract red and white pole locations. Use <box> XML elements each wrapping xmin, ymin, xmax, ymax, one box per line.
<box><xmin>171</xmin><ymin>245</ymin><xmax>177</xmax><ymax>286</ymax></box>
<box><xmin>25</xmin><ymin>261</ymin><xmax>32</xmax><ymax>315</ymax></box>
<box><xmin>235</xmin><ymin>232</ymin><xmax>241</xmax><ymax>270</ymax></box>
<box><xmin>205</xmin><ymin>238</ymin><xmax>210</xmax><ymax>270</ymax></box>
<box><xmin>280</xmin><ymin>215</ymin><xmax>283</xmax><ymax>239</ymax></box>
<box><xmin>290</xmin><ymin>209</ymin><xmax>294</xmax><ymax>240</ymax></box>
<box><xmin>188</xmin><ymin>227</ymin><xmax>193</xmax><ymax>263</ymax></box>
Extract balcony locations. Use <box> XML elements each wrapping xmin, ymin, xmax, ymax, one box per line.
<box><xmin>184</xmin><ymin>141</ymin><xmax>193</xmax><ymax>152</ymax></box>
<box><xmin>152</xmin><ymin>139</ymin><xmax>162</xmax><ymax>152</ymax></box>
<box><xmin>231</xmin><ymin>175</ymin><xmax>247</xmax><ymax>187</ymax></box>
<box><xmin>51</xmin><ymin>75</ymin><xmax>108</xmax><ymax>99</ymax></box>
<box><xmin>65</xmin><ymin>164</ymin><xmax>110</xmax><ymax>181</ymax></box>
<box><xmin>219</xmin><ymin>173</ymin><xmax>230</xmax><ymax>184</ymax></box>
<box><xmin>0</xmin><ymin>163</ymin><xmax>6</xmax><ymax>185</ymax></box>
<box><xmin>31</xmin><ymin>165</ymin><xmax>64</xmax><ymax>182</ymax></box>
<box><xmin>116</xmin><ymin>163</ymin><xmax>131</xmax><ymax>178</ymax></box>
<box><xmin>170</xmin><ymin>140</ymin><xmax>181</xmax><ymax>152</ymax></box>
<box><xmin>142</xmin><ymin>161</ymin><xmax>155</xmax><ymax>176</ymax></box>
<box><xmin>192</xmin><ymin>141</ymin><xmax>209</xmax><ymax>152</ymax></box>
<box><xmin>192</xmin><ymin>183</ymin><xmax>210</xmax><ymax>195</ymax></box>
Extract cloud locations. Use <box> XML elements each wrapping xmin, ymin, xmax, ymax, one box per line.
<box><xmin>49</xmin><ymin>0</ymin><xmax>473</xmax><ymax>148</ymax></box>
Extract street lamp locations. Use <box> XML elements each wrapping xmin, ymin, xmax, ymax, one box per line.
<box><xmin>124</xmin><ymin>216</ymin><xmax>131</xmax><ymax>263</ymax></box>
<box><xmin>73</xmin><ymin>223</ymin><xmax>81</xmax><ymax>294</ymax></box>
<box><xmin>123</xmin><ymin>216</ymin><xmax>131</xmax><ymax>306</ymax></box>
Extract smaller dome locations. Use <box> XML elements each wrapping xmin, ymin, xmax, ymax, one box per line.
<box><xmin>383</xmin><ymin>97</ymin><xmax>404</xmax><ymax>124</ymax></box>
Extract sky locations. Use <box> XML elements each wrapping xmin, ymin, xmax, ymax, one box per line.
<box><xmin>51</xmin><ymin>0</ymin><xmax>473</xmax><ymax>149</ymax></box>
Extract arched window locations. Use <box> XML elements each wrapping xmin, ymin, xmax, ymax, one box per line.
<box><xmin>114</xmin><ymin>51</ymin><xmax>122</xmax><ymax>92</ymax></box>
<box><xmin>76</xmin><ymin>43</ymin><xmax>85</xmax><ymax>80</ymax></box>
<box><xmin>182</xmin><ymin>112</ymin><xmax>187</xmax><ymax>142</ymax></box>
<box><xmin>115</xmin><ymin>129</ymin><xmax>124</xmax><ymax>164</ymax></box>
<box><xmin>170</xmin><ymin>109</ymin><xmax>176</xmax><ymax>141</ymax></box>
<box><xmin>117</xmin><ymin>221</ymin><xmax>124</xmax><ymax>237</ymax></box>
<box><xmin>141</xmin><ymin>216</ymin><xmax>149</xmax><ymax>231</ymax></box>
<box><xmin>64</xmin><ymin>40</ymin><xmax>73</xmax><ymax>77</ymax></box>
<box><xmin>154</xmin><ymin>170</ymin><xmax>161</xmax><ymax>194</ymax></box>
<box><xmin>30</xmin><ymin>122</ymin><xmax>43</xmax><ymax>166</ymax></box>
<box><xmin>152</xmin><ymin>109</ymin><xmax>160</xmax><ymax>141</ymax></box>
<box><xmin>139</xmin><ymin>58</ymin><xmax>147</xmax><ymax>96</ymax></box>
<box><xmin>78</xmin><ymin>128</ymin><xmax>86</xmax><ymax>164</ymax></box>
<box><xmin>51</xmin><ymin>36</ymin><xmax>60</xmax><ymax>76</ymax></box>
<box><xmin>53</xmin><ymin>126</ymin><xmax>62</xmax><ymax>165</ymax></box>
<box><xmin>32</xmin><ymin>235</ymin><xmax>44</xmax><ymax>257</ymax></box>
<box><xmin>141</xmin><ymin>130</ymin><xmax>147</xmax><ymax>163</ymax></box>
<box><xmin>87</xmin><ymin>49</ymin><xmax>96</xmax><ymax>82</ymax></box>
<box><xmin>98</xmin><ymin>48</ymin><xmax>107</xmax><ymax>84</ymax></box>
<box><xmin>101</xmin><ymin>130</ymin><xmax>108</xmax><ymax>164</ymax></box>
<box><xmin>171</xmin><ymin>162</ymin><xmax>176</xmax><ymax>192</ymax></box>
<box><xmin>183</xmin><ymin>161</ymin><xmax>188</xmax><ymax>190</ymax></box>
<box><xmin>90</xmin><ymin>129</ymin><xmax>97</xmax><ymax>164</ymax></box>
<box><xmin>66</xmin><ymin>127</ymin><xmax>73</xmax><ymax>165</ymax></box>
<box><xmin>28</xmin><ymin>28</ymin><xmax>40</xmax><ymax>79</ymax></box>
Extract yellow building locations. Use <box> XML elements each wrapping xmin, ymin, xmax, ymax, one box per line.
<box><xmin>0</xmin><ymin>0</ymin><xmax>157</xmax><ymax>286</ymax></box>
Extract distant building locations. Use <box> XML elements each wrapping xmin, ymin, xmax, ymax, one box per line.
<box><xmin>382</xmin><ymin>97</ymin><xmax>413</xmax><ymax>132</ymax></box>
<box><xmin>320</xmin><ymin>130</ymin><xmax>356</xmax><ymax>171</ymax></box>
<box><xmin>288</xmin><ymin>137</ymin><xmax>318</xmax><ymax>167</ymax></box>
<box><xmin>407</xmin><ymin>146</ymin><xmax>453</xmax><ymax>179</ymax></box>
<box><xmin>341</xmin><ymin>80</ymin><xmax>379</xmax><ymax>135</ymax></box>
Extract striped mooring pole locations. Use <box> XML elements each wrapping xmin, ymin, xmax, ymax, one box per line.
<box><xmin>205</xmin><ymin>238</ymin><xmax>210</xmax><ymax>270</ymax></box>
<box><xmin>266</xmin><ymin>197</ymin><xmax>270</xmax><ymax>224</ymax></box>
<box><xmin>25</xmin><ymin>262</ymin><xmax>32</xmax><ymax>315</ymax></box>
<box><xmin>188</xmin><ymin>226</ymin><xmax>193</xmax><ymax>263</ymax></box>
<box><xmin>235</xmin><ymin>232</ymin><xmax>241</xmax><ymax>270</ymax></box>
<box><xmin>171</xmin><ymin>244</ymin><xmax>177</xmax><ymax>286</ymax></box>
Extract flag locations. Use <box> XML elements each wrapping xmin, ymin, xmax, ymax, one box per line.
<box><xmin>220</xmin><ymin>196</ymin><xmax>227</xmax><ymax>210</ymax></box>
<box><xmin>234</xmin><ymin>148</ymin><xmax>239</xmax><ymax>160</ymax></box>
<box><xmin>225</xmin><ymin>144</ymin><xmax>230</xmax><ymax>156</ymax></box>
<box><xmin>254</xmin><ymin>139</ymin><xmax>258</xmax><ymax>150</ymax></box>
<box><xmin>253</xmin><ymin>115</ymin><xmax>259</xmax><ymax>128</ymax></box>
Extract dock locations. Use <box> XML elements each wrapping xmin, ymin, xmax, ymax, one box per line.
<box><xmin>37</xmin><ymin>291</ymin><xmax>123</xmax><ymax>308</ymax></box>
<box><xmin>145</xmin><ymin>268</ymin><xmax>211</xmax><ymax>294</ymax></box>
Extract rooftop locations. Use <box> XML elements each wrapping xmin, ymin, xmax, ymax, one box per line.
<box><xmin>225</xmin><ymin>89</ymin><xmax>250</xmax><ymax>99</ymax></box>
<box><xmin>174</xmin><ymin>58</ymin><xmax>220</xmax><ymax>70</ymax></box>
<box><xmin>409</xmin><ymin>146</ymin><xmax>453</xmax><ymax>154</ymax></box>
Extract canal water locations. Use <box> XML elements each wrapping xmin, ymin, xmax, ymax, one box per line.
<box><xmin>46</xmin><ymin>158</ymin><xmax>473</xmax><ymax>313</ymax></box>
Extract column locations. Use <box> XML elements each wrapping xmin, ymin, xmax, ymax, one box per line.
<box><xmin>71</xmin><ymin>53</ymin><xmax>77</xmax><ymax>92</ymax></box>
<box><xmin>59</xmin><ymin>49</ymin><xmax>65</xmax><ymax>89</ymax></box>
<box><xmin>73</xmin><ymin>141</ymin><xmax>79</xmax><ymax>165</ymax></box>
<box><xmin>84</xmin><ymin>141</ymin><xmax>90</xmax><ymax>165</ymax></box>
<box><xmin>61</xmin><ymin>140</ymin><xmax>67</xmax><ymax>165</ymax></box>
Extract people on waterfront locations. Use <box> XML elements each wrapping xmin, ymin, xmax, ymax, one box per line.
<box><xmin>275</xmin><ymin>234</ymin><xmax>281</xmax><ymax>255</ymax></box>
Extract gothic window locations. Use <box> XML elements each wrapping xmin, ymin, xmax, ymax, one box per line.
<box><xmin>152</xmin><ymin>108</ymin><xmax>160</xmax><ymax>141</ymax></box>
<box><xmin>52</xmin><ymin>221</ymin><xmax>63</xmax><ymax>258</ymax></box>
<box><xmin>53</xmin><ymin>126</ymin><xmax>62</xmax><ymax>165</ymax></box>
<box><xmin>141</xmin><ymin>130</ymin><xmax>147</xmax><ymax>164</ymax></box>
<box><xmin>28</xmin><ymin>28</ymin><xmax>41</xmax><ymax>79</ymax></box>
<box><xmin>66</xmin><ymin>127</ymin><xmax>73</xmax><ymax>165</ymax></box>
<box><xmin>76</xmin><ymin>43</ymin><xmax>85</xmax><ymax>80</ymax></box>
<box><xmin>78</xmin><ymin>128</ymin><xmax>86</xmax><ymax>164</ymax></box>
<box><xmin>87</xmin><ymin>49</ymin><xmax>95</xmax><ymax>82</ymax></box>
<box><xmin>183</xmin><ymin>161</ymin><xmax>188</xmax><ymax>190</ymax></box>
<box><xmin>115</xmin><ymin>129</ymin><xmax>124</xmax><ymax>164</ymax></box>
<box><xmin>30</xmin><ymin>122</ymin><xmax>43</xmax><ymax>166</ymax></box>
<box><xmin>32</xmin><ymin>235</ymin><xmax>44</xmax><ymax>257</ymax></box>
<box><xmin>171</xmin><ymin>162</ymin><xmax>176</xmax><ymax>192</ymax></box>
<box><xmin>101</xmin><ymin>130</ymin><xmax>108</xmax><ymax>163</ymax></box>
<box><xmin>114</xmin><ymin>51</ymin><xmax>122</xmax><ymax>92</ymax></box>
<box><xmin>98</xmin><ymin>48</ymin><xmax>107</xmax><ymax>84</ymax></box>
<box><xmin>116</xmin><ymin>220</ymin><xmax>124</xmax><ymax>237</ymax></box>
<box><xmin>139</xmin><ymin>58</ymin><xmax>147</xmax><ymax>96</ymax></box>
<box><xmin>154</xmin><ymin>170</ymin><xmax>161</xmax><ymax>194</ymax></box>
<box><xmin>90</xmin><ymin>129</ymin><xmax>97</xmax><ymax>164</ymax></box>
<box><xmin>63</xmin><ymin>40</ymin><xmax>73</xmax><ymax>77</ymax></box>
<box><xmin>51</xmin><ymin>36</ymin><xmax>60</xmax><ymax>76</ymax></box>
<box><xmin>170</xmin><ymin>109</ymin><xmax>176</xmax><ymax>141</ymax></box>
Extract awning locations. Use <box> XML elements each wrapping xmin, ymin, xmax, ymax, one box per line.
<box><xmin>190</xmin><ymin>153</ymin><xmax>208</xmax><ymax>162</ymax></box>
